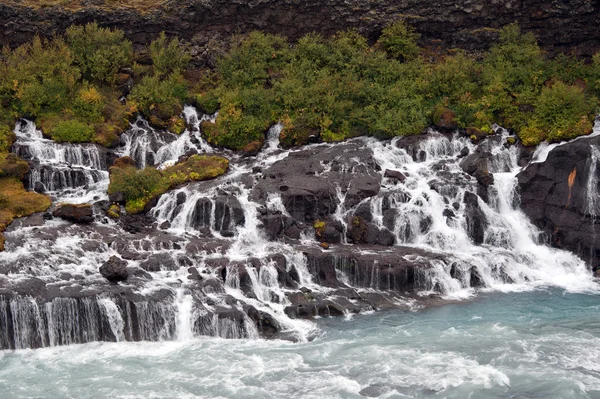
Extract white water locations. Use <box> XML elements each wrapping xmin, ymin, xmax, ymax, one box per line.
<box><xmin>13</xmin><ymin>120</ymin><xmax>109</xmax><ymax>203</ymax></box>
<box><xmin>1</xmin><ymin>109</ymin><xmax>599</xmax><ymax>351</ymax></box>
<box><xmin>356</xmin><ymin>131</ymin><xmax>598</xmax><ymax>296</ymax></box>
<box><xmin>117</xmin><ymin>107</ymin><xmax>216</xmax><ymax>169</ymax></box>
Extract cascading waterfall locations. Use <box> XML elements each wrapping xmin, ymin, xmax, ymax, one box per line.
<box><xmin>586</xmin><ymin>144</ymin><xmax>600</xmax><ymax>218</ymax></box>
<box><xmin>12</xmin><ymin>120</ymin><xmax>109</xmax><ymax>202</ymax></box>
<box><xmin>362</xmin><ymin>130</ymin><xmax>596</xmax><ymax>296</ymax></box>
<box><xmin>117</xmin><ymin>106</ymin><xmax>216</xmax><ymax>168</ymax></box>
<box><xmin>1</xmin><ymin>108</ymin><xmax>598</xmax><ymax>350</ymax></box>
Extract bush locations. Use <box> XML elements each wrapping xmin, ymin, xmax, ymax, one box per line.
<box><xmin>129</xmin><ymin>73</ymin><xmax>189</xmax><ymax>120</ymax></box>
<box><xmin>51</xmin><ymin>120</ymin><xmax>95</xmax><ymax>143</ymax></box>
<box><xmin>72</xmin><ymin>86</ymin><xmax>105</xmax><ymax>122</ymax></box>
<box><xmin>0</xmin><ymin>125</ymin><xmax>16</xmax><ymax>152</ymax></box>
<box><xmin>377</xmin><ymin>20</ymin><xmax>421</xmax><ymax>61</ymax></box>
<box><xmin>0</xmin><ymin>27</ymin><xmax>135</xmax><ymax>149</ymax></box>
<box><xmin>66</xmin><ymin>23</ymin><xmax>133</xmax><ymax>85</ymax></box>
<box><xmin>524</xmin><ymin>81</ymin><xmax>595</xmax><ymax>144</ymax></box>
<box><xmin>149</xmin><ymin>32</ymin><xmax>191</xmax><ymax>78</ymax></box>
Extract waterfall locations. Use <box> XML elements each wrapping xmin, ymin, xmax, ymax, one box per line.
<box><xmin>364</xmin><ymin>130</ymin><xmax>596</xmax><ymax>295</ymax></box>
<box><xmin>586</xmin><ymin>145</ymin><xmax>600</xmax><ymax>218</ymax></box>
<box><xmin>13</xmin><ymin>120</ymin><xmax>109</xmax><ymax>203</ymax></box>
<box><xmin>117</xmin><ymin>106</ymin><xmax>216</xmax><ymax>169</ymax></box>
<box><xmin>1</xmin><ymin>106</ymin><xmax>599</xmax><ymax>350</ymax></box>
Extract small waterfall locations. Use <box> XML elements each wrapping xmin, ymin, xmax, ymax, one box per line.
<box><xmin>586</xmin><ymin>145</ymin><xmax>600</xmax><ymax>218</ymax></box>
<box><xmin>174</xmin><ymin>289</ymin><xmax>195</xmax><ymax>341</ymax></box>
<box><xmin>264</xmin><ymin>123</ymin><xmax>282</xmax><ymax>153</ymax></box>
<box><xmin>117</xmin><ymin>107</ymin><xmax>215</xmax><ymax>168</ymax></box>
<box><xmin>13</xmin><ymin>120</ymin><xmax>109</xmax><ymax>202</ymax></box>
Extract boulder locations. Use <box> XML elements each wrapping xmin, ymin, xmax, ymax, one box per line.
<box><xmin>384</xmin><ymin>169</ymin><xmax>406</xmax><ymax>183</ymax></box>
<box><xmin>254</xmin><ymin>142</ymin><xmax>380</xmax><ymax>223</ymax></box>
<box><xmin>52</xmin><ymin>204</ymin><xmax>94</xmax><ymax>224</ymax></box>
<box><xmin>99</xmin><ymin>256</ymin><xmax>128</xmax><ymax>283</ymax></box>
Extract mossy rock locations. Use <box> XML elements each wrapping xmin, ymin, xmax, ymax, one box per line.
<box><xmin>432</xmin><ymin>106</ymin><xmax>458</xmax><ymax>131</ymax></box>
<box><xmin>107</xmin><ymin>204</ymin><xmax>120</xmax><ymax>219</ymax></box>
<box><xmin>113</xmin><ymin>156</ymin><xmax>137</xmax><ymax>168</ymax></box>
<box><xmin>466</xmin><ymin>127</ymin><xmax>487</xmax><ymax>143</ymax></box>
<box><xmin>279</xmin><ymin>120</ymin><xmax>319</xmax><ymax>148</ymax></box>
<box><xmin>109</xmin><ymin>154</ymin><xmax>229</xmax><ymax>214</ymax></box>
<box><xmin>149</xmin><ymin>115</ymin><xmax>168</xmax><ymax>129</ymax></box>
<box><xmin>241</xmin><ymin>140</ymin><xmax>263</xmax><ymax>157</ymax></box>
<box><xmin>168</xmin><ymin>116</ymin><xmax>186</xmax><ymax>135</ymax></box>
<box><xmin>0</xmin><ymin>154</ymin><xmax>30</xmax><ymax>180</ymax></box>
<box><xmin>0</xmin><ymin>178</ymin><xmax>51</xmax><ymax>251</ymax></box>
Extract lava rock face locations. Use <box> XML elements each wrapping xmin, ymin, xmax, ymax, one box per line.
<box><xmin>0</xmin><ymin>0</ymin><xmax>599</xmax><ymax>61</ymax></box>
<box><xmin>254</xmin><ymin>142</ymin><xmax>381</xmax><ymax>223</ymax></box>
<box><xmin>99</xmin><ymin>256</ymin><xmax>129</xmax><ymax>282</ymax></box>
<box><xmin>517</xmin><ymin>135</ymin><xmax>600</xmax><ymax>268</ymax></box>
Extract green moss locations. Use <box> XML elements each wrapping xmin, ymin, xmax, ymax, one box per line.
<box><xmin>108</xmin><ymin>155</ymin><xmax>229</xmax><ymax>214</ymax></box>
<box><xmin>107</xmin><ymin>204</ymin><xmax>120</xmax><ymax>219</ymax></box>
<box><xmin>0</xmin><ymin>154</ymin><xmax>30</xmax><ymax>179</ymax></box>
<box><xmin>168</xmin><ymin>116</ymin><xmax>186</xmax><ymax>135</ymax></box>
<box><xmin>0</xmin><ymin>178</ymin><xmax>51</xmax><ymax>251</ymax></box>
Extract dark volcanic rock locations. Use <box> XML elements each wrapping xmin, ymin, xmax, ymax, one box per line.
<box><xmin>2</xmin><ymin>0</ymin><xmax>598</xmax><ymax>65</ymax></box>
<box><xmin>254</xmin><ymin>142</ymin><xmax>380</xmax><ymax>223</ymax></box>
<box><xmin>52</xmin><ymin>204</ymin><xmax>94</xmax><ymax>224</ymax></box>
<box><xmin>463</xmin><ymin>191</ymin><xmax>487</xmax><ymax>245</ymax></box>
<box><xmin>99</xmin><ymin>256</ymin><xmax>129</xmax><ymax>283</ymax></box>
<box><xmin>384</xmin><ymin>169</ymin><xmax>406</xmax><ymax>182</ymax></box>
<box><xmin>518</xmin><ymin>135</ymin><xmax>600</xmax><ymax>267</ymax></box>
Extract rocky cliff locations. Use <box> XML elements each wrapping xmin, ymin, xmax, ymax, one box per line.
<box><xmin>518</xmin><ymin>135</ymin><xmax>600</xmax><ymax>271</ymax></box>
<box><xmin>1</xmin><ymin>0</ymin><xmax>599</xmax><ymax>62</ymax></box>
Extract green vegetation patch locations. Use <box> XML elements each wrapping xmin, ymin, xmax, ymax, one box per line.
<box><xmin>0</xmin><ymin>178</ymin><xmax>52</xmax><ymax>251</ymax></box>
<box><xmin>199</xmin><ymin>22</ymin><xmax>599</xmax><ymax>150</ymax></box>
<box><xmin>0</xmin><ymin>24</ymin><xmax>136</xmax><ymax>147</ymax></box>
<box><xmin>108</xmin><ymin>155</ymin><xmax>229</xmax><ymax>214</ymax></box>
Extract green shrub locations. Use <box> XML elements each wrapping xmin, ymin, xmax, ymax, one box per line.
<box><xmin>377</xmin><ymin>20</ymin><xmax>421</xmax><ymax>61</ymax></box>
<box><xmin>526</xmin><ymin>81</ymin><xmax>595</xmax><ymax>143</ymax></box>
<box><xmin>130</xmin><ymin>73</ymin><xmax>189</xmax><ymax>119</ymax></box>
<box><xmin>149</xmin><ymin>32</ymin><xmax>191</xmax><ymax>78</ymax></box>
<box><xmin>0</xmin><ymin>28</ymin><xmax>134</xmax><ymax>149</ymax></box>
<box><xmin>66</xmin><ymin>23</ymin><xmax>133</xmax><ymax>85</ymax></box>
<box><xmin>51</xmin><ymin>120</ymin><xmax>95</xmax><ymax>143</ymax></box>
<box><xmin>0</xmin><ymin>124</ymin><xmax>16</xmax><ymax>152</ymax></box>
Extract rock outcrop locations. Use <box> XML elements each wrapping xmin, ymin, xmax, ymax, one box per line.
<box><xmin>518</xmin><ymin>135</ymin><xmax>600</xmax><ymax>269</ymax></box>
<box><xmin>0</xmin><ymin>0</ymin><xmax>599</xmax><ymax>63</ymax></box>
